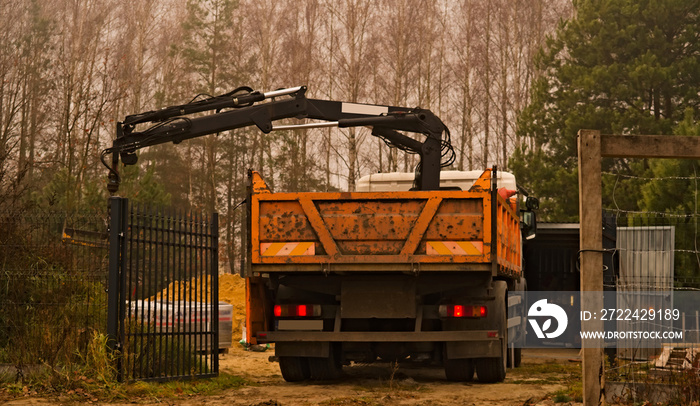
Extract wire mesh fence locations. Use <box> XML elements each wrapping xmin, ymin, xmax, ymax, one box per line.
<box><xmin>604</xmin><ymin>174</ymin><xmax>700</xmax><ymax>403</ymax></box>
<box><xmin>603</xmin><ymin>209</ymin><xmax>700</xmax><ymax>292</ymax></box>
<box><xmin>0</xmin><ymin>210</ymin><xmax>109</xmax><ymax>372</ymax></box>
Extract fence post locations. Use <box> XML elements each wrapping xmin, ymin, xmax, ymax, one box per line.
<box><xmin>212</xmin><ymin>213</ymin><xmax>219</xmax><ymax>375</ymax></box>
<box><xmin>107</xmin><ymin>197</ymin><xmax>128</xmax><ymax>356</ymax></box>
<box><xmin>682</xmin><ymin>312</ymin><xmax>686</xmax><ymax>344</ymax></box>
<box><xmin>578</xmin><ymin>130</ymin><xmax>604</xmax><ymax>406</ymax></box>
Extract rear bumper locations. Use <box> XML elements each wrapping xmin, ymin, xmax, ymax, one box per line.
<box><xmin>266</xmin><ymin>331</ymin><xmax>503</xmax><ymax>359</ymax></box>
<box><xmin>251</xmin><ymin>263</ymin><xmax>492</xmax><ymax>274</ymax></box>
<box><xmin>257</xmin><ymin>330</ymin><xmax>499</xmax><ymax>343</ymax></box>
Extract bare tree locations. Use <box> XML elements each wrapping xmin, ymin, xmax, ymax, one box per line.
<box><xmin>480</xmin><ymin>1</ymin><xmax>493</xmax><ymax>168</ymax></box>
<box><xmin>44</xmin><ymin>0</ymin><xmax>123</xmax><ymax>209</ymax></box>
<box><xmin>325</xmin><ymin>0</ymin><xmax>376</xmax><ymax>191</ymax></box>
<box><xmin>375</xmin><ymin>0</ymin><xmax>421</xmax><ymax>172</ymax></box>
<box><xmin>450</xmin><ymin>0</ymin><xmax>481</xmax><ymax>171</ymax></box>
<box><xmin>245</xmin><ymin>0</ymin><xmax>285</xmax><ymax>190</ymax></box>
<box><xmin>0</xmin><ymin>0</ymin><xmax>27</xmax><ymax>204</ymax></box>
<box><xmin>276</xmin><ymin>0</ymin><xmax>321</xmax><ymax>191</ymax></box>
<box><xmin>494</xmin><ymin>0</ymin><xmax>511</xmax><ymax>169</ymax></box>
<box><xmin>0</xmin><ymin>0</ymin><xmax>575</xmax><ymax>213</ymax></box>
<box><xmin>175</xmin><ymin>0</ymin><xmax>240</xmax><ymax>213</ymax></box>
<box><xmin>15</xmin><ymin>0</ymin><xmax>53</xmax><ymax>189</ymax></box>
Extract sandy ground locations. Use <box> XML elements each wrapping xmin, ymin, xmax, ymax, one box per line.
<box><xmin>2</xmin><ymin>348</ymin><xmax>580</xmax><ymax>406</ymax></box>
<box><xmin>2</xmin><ymin>275</ymin><xmax>583</xmax><ymax>405</ymax></box>
<box><xmin>197</xmin><ymin>347</ymin><xmax>580</xmax><ymax>406</ymax></box>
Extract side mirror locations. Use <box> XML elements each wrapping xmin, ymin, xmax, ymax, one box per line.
<box><xmin>526</xmin><ymin>196</ymin><xmax>539</xmax><ymax>210</ymax></box>
<box><xmin>521</xmin><ymin>210</ymin><xmax>537</xmax><ymax>240</ymax></box>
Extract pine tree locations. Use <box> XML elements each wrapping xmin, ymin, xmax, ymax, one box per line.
<box><xmin>176</xmin><ymin>0</ymin><xmax>239</xmax><ymax>213</ymax></box>
<box><xmin>512</xmin><ymin>0</ymin><xmax>700</xmax><ymax>221</ymax></box>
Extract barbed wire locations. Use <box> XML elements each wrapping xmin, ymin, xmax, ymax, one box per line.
<box><xmin>602</xmin><ymin>172</ymin><xmax>700</xmax><ymax>181</ymax></box>
<box><xmin>602</xmin><ymin>246</ymin><xmax>700</xmax><ymax>255</ymax></box>
<box><xmin>675</xmin><ymin>248</ymin><xmax>700</xmax><ymax>255</ymax></box>
<box><xmin>604</xmin><ymin>208</ymin><xmax>700</xmax><ymax>218</ymax></box>
<box><xmin>604</xmin><ymin>284</ymin><xmax>700</xmax><ymax>291</ymax></box>
<box><xmin>606</xmin><ymin>357</ymin><xmax>700</xmax><ymax>373</ymax></box>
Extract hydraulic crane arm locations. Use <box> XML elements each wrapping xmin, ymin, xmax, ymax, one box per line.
<box><xmin>104</xmin><ymin>86</ymin><xmax>454</xmax><ymax>194</ymax></box>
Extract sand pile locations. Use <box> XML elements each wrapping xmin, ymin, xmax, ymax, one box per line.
<box><xmin>149</xmin><ymin>276</ymin><xmax>215</xmax><ymax>302</ymax></box>
<box><xmin>148</xmin><ymin>273</ymin><xmax>247</xmax><ymax>340</ymax></box>
<box><xmin>219</xmin><ymin>273</ymin><xmax>246</xmax><ymax>338</ymax></box>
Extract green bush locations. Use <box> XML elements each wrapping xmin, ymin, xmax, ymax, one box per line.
<box><xmin>0</xmin><ymin>210</ymin><xmax>108</xmax><ymax>377</ymax></box>
<box><xmin>121</xmin><ymin>320</ymin><xmax>209</xmax><ymax>381</ymax></box>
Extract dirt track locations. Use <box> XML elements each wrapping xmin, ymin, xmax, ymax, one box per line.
<box><xmin>1</xmin><ymin>348</ymin><xmax>580</xmax><ymax>406</ymax></box>
<box><xmin>206</xmin><ymin>347</ymin><xmax>580</xmax><ymax>406</ymax></box>
<box><xmin>2</xmin><ymin>273</ymin><xmax>582</xmax><ymax>405</ymax></box>
<box><xmin>210</xmin><ymin>275</ymin><xmax>579</xmax><ymax>405</ymax></box>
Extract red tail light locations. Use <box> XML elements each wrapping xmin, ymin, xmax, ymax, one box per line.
<box><xmin>439</xmin><ymin>305</ymin><xmax>488</xmax><ymax>318</ymax></box>
<box><xmin>273</xmin><ymin>304</ymin><xmax>321</xmax><ymax>318</ymax></box>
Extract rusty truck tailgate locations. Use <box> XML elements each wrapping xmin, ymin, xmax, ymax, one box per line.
<box><xmin>248</xmin><ymin>170</ymin><xmax>521</xmax><ymax>276</ymax></box>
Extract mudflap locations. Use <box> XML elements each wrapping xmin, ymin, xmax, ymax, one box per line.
<box><xmin>474</xmin><ymin>280</ymin><xmax>507</xmax><ymax>382</ymax></box>
<box><xmin>246</xmin><ymin>277</ymin><xmax>271</xmax><ymax>345</ymax></box>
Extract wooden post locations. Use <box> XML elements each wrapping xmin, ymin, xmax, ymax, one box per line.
<box><xmin>577</xmin><ymin>131</ymin><xmax>700</xmax><ymax>405</ymax></box>
<box><xmin>600</xmin><ymin>135</ymin><xmax>700</xmax><ymax>158</ymax></box>
<box><xmin>578</xmin><ymin>130</ymin><xmax>605</xmax><ymax>405</ymax></box>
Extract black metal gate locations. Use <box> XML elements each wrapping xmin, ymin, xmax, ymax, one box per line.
<box><xmin>107</xmin><ymin>197</ymin><xmax>219</xmax><ymax>381</ymax></box>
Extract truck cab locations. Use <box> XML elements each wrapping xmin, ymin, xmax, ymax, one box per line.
<box><xmin>356</xmin><ymin>170</ymin><xmax>517</xmax><ymax>192</ymax></box>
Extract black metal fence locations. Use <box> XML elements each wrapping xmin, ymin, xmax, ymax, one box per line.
<box><xmin>107</xmin><ymin>197</ymin><xmax>219</xmax><ymax>382</ymax></box>
<box><xmin>0</xmin><ymin>210</ymin><xmax>109</xmax><ymax>372</ymax></box>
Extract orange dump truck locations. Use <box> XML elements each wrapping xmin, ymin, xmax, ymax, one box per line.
<box><xmin>245</xmin><ymin>168</ymin><xmax>536</xmax><ymax>383</ymax></box>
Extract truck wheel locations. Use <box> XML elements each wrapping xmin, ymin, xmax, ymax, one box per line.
<box><xmin>475</xmin><ymin>336</ymin><xmax>507</xmax><ymax>383</ymax></box>
<box><xmin>444</xmin><ymin>358</ymin><xmax>474</xmax><ymax>382</ymax></box>
<box><xmin>507</xmin><ymin>280</ymin><xmax>525</xmax><ymax>368</ymax></box>
<box><xmin>279</xmin><ymin>356</ymin><xmax>310</xmax><ymax>382</ymax></box>
<box><xmin>476</xmin><ymin>329</ymin><xmax>507</xmax><ymax>382</ymax></box>
<box><xmin>506</xmin><ymin>347</ymin><xmax>522</xmax><ymax>368</ymax></box>
<box><xmin>308</xmin><ymin>345</ymin><xmax>342</xmax><ymax>380</ymax></box>
<box><xmin>476</xmin><ymin>281</ymin><xmax>507</xmax><ymax>383</ymax></box>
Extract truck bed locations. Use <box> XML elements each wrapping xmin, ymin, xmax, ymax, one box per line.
<box><xmin>248</xmin><ymin>169</ymin><xmax>521</xmax><ymax>277</ymax></box>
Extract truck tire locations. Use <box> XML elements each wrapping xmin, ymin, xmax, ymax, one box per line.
<box><xmin>507</xmin><ymin>279</ymin><xmax>525</xmax><ymax>368</ymax></box>
<box><xmin>308</xmin><ymin>344</ymin><xmax>342</xmax><ymax>380</ymax></box>
<box><xmin>444</xmin><ymin>358</ymin><xmax>474</xmax><ymax>382</ymax></box>
<box><xmin>475</xmin><ymin>281</ymin><xmax>507</xmax><ymax>383</ymax></box>
<box><xmin>279</xmin><ymin>356</ymin><xmax>310</xmax><ymax>382</ymax></box>
<box><xmin>506</xmin><ymin>347</ymin><xmax>522</xmax><ymax>368</ymax></box>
